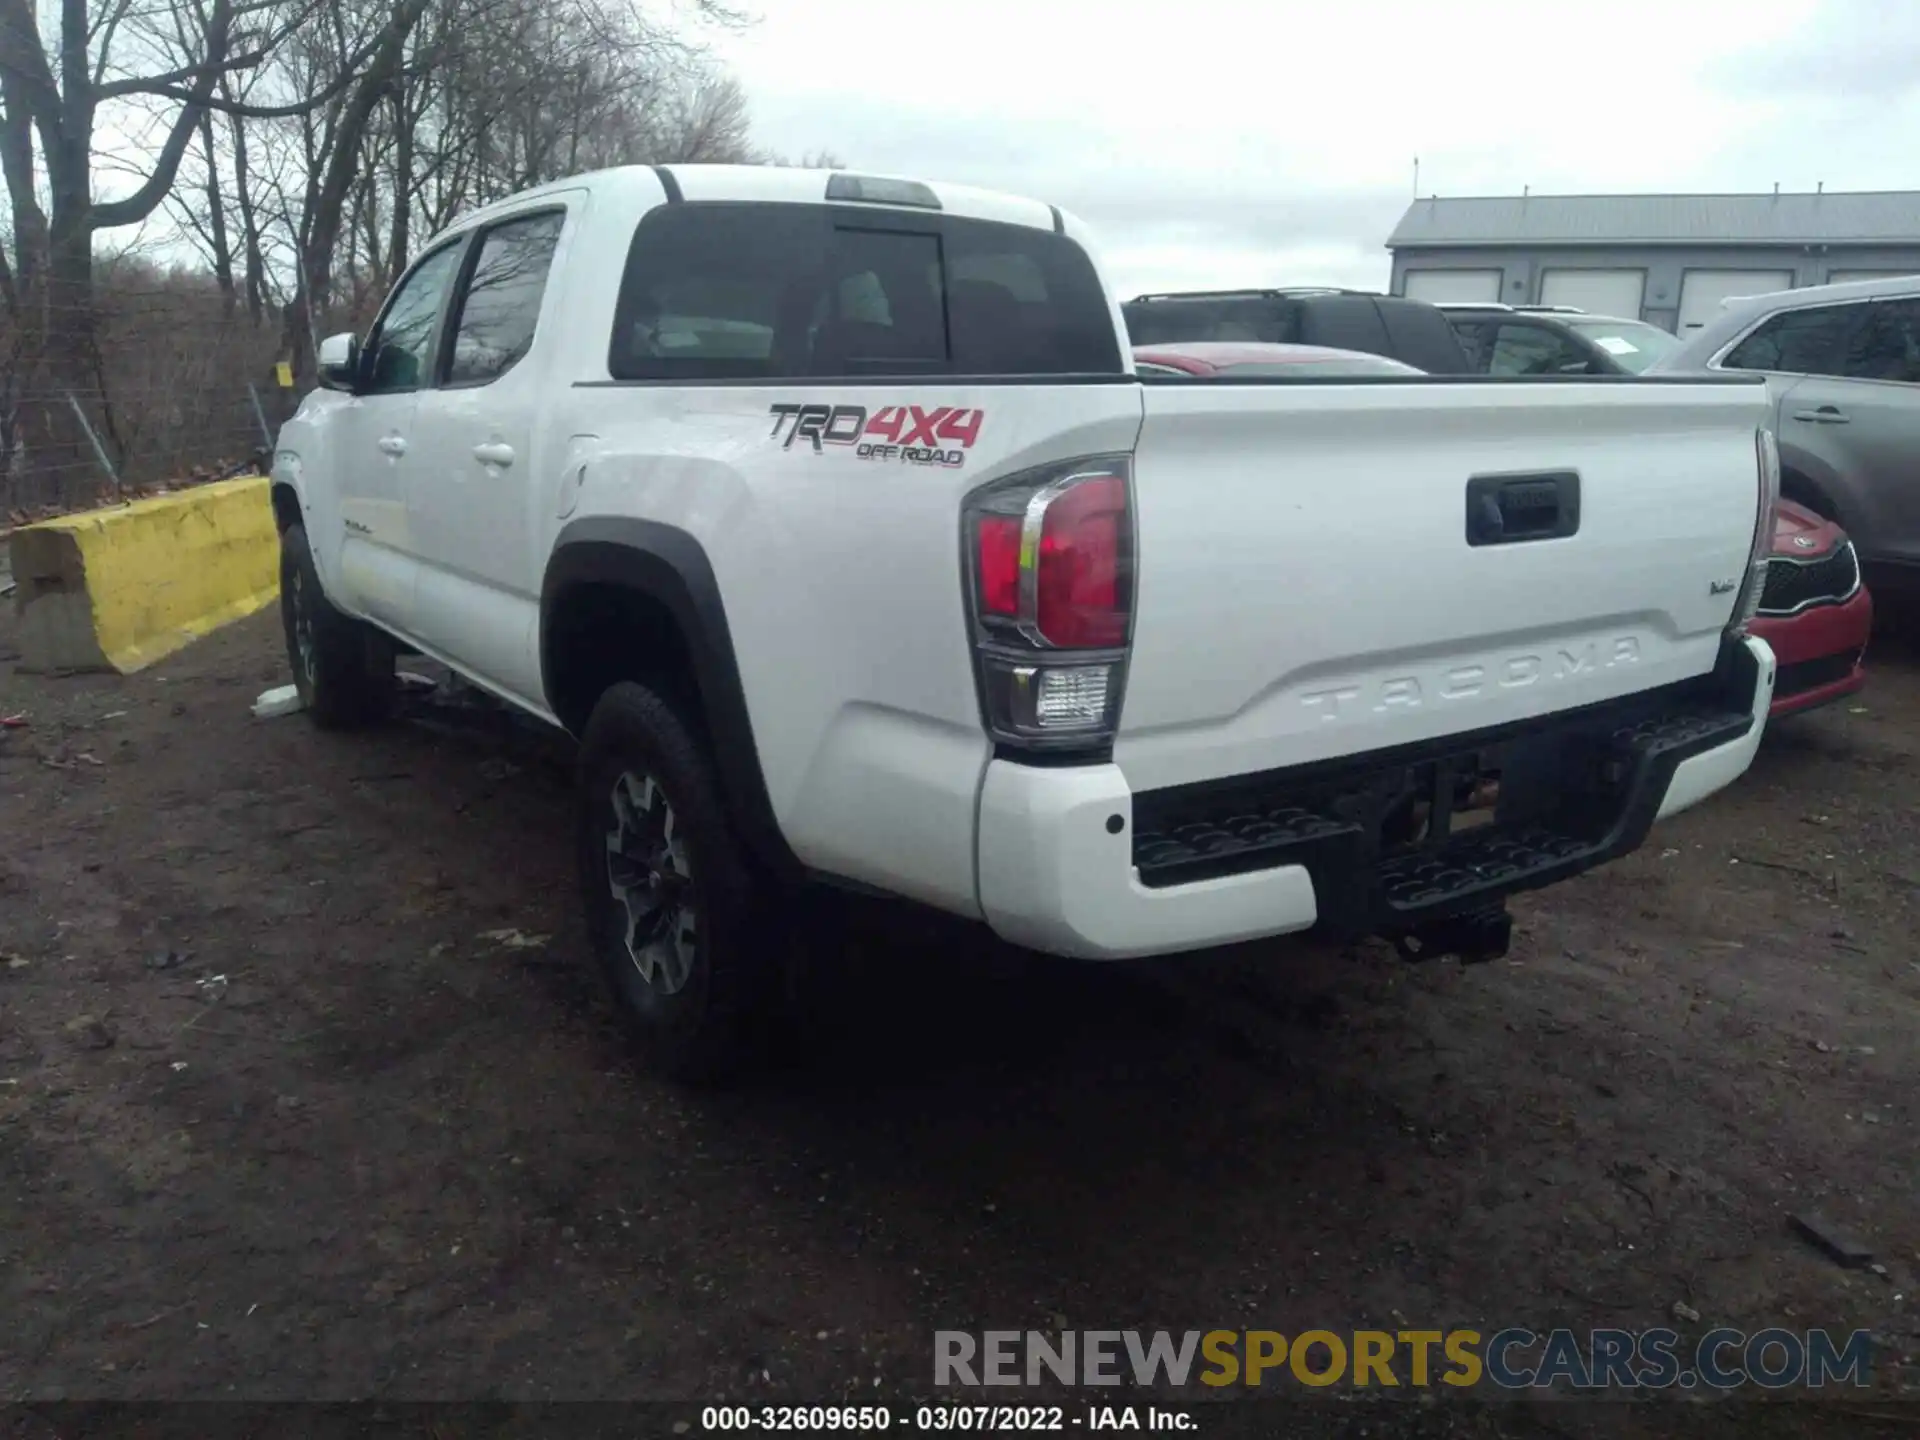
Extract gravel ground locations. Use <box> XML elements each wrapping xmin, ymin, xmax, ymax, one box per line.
<box><xmin>0</xmin><ymin>607</ymin><xmax>1915</xmax><ymax>1439</ymax></box>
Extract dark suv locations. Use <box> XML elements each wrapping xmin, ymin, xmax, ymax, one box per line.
<box><xmin>1121</xmin><ymin>288</ymin><xmax>1474</xmax><ymax>374</ymax></box>
<box><xmin>1438</xmin><ymin>304</ymin><xmax>1684</xmax><ymax>376</ymax></box>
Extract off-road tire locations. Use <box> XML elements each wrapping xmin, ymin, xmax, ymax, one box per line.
<box><xmin>576</xmin><ymin>680</ymin><xmax>774</xmax><ymax>1083</ymax></box>
<box><xmin>279</xmin><ymin>522</ymin><xmax>395</xmax><ymax>730</ymax></box>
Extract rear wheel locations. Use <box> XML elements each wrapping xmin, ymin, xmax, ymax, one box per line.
<box><xmin>576</xmin><ymin>681</ymin><xmax>775</xmax><ymax>1082</ymax></box>
<box><xmin>279</xmin><ymin>523</ymin><xmax>395</xmax><ymax>729</ymax></box>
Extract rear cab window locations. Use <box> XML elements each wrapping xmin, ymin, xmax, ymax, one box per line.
<box><xmin>607</xmin><ymin>203</ymin><xmax>1122</xmax><ymax>380</ymax></box>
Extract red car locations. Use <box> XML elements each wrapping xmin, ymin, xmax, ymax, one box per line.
<box><xmin>1751</xmin><ymin>499</ymin><xmax>1872</xmax><ymax>718</ymax></box>
<box><xmin>1132</xmin><ymin>341</ymin><xmax>1425</xmax><ymax>378</ymax></box>
<box><xmin>1133</xmin><ymin>342</ymin><xmax>1869</xmax><ymax>720</ymax></box>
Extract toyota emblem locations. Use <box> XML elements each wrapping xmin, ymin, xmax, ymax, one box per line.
<box><xmin>1792</xmin><ymin>536</ymin><xmax>1816</xmax><ymax>549</ymax></box>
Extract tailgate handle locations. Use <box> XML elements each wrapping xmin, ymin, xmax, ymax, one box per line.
<box><xmin>1466</xmin><ymin>471</ymin><xmax>1580</xmax><ymax>547</ymax></box>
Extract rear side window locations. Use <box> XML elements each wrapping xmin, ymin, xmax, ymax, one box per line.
<box><xmin>447</xmin><ymin>210</ymin><xmax>566</xmax><ymax>386</ymax></box>
<box><xmin>1837</xmin><ymin>298</ymin><xmax>1920</xmax><ymax>383</ymax></box>
<box><xmin>607</xmin><ymin>203</ymin><xmax>1121</xmax><ymax>380</ymax></box>
<box><xmin>1294</xmin><ymin>297</ymin><xmax>1392</xmax><ymax>360</ymax></box>
<box><xmin>1375</xmin><ymin>300</ymin><xmax>1469</xmax><ymax>374</ymax></box>
<box><xmin>1722</xmin><ymin>303</ymin><xmax>1861</xmax><ymax>375</ymax></box>
<box><xmin>1121</xmin><ymin>298</ymin><xmax>1298</xmax><ymax>346</ymax></box>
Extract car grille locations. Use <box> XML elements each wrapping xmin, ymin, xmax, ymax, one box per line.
<box><xmin>1759</xmin><ymin>542</ymin><xmax>1860</xmax><ymax>615</ymax></box>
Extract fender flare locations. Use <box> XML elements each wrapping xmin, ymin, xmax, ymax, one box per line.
<box><xmin>269</xmin><ymin>479</ymin><xmax>303</xmax><ymax>533</ymax></box>
<box><xmin>540</xmin><ymin>516</ymin><xmax>802</xmax><ymax>884</ymax></box>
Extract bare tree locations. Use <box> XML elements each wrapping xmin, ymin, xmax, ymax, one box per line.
<box><xmin>0</xmin><ymin>0</ymin><xmax>825</xmax><ymax>506</ymax></box>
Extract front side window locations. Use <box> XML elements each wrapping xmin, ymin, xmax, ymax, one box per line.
<box><xmin>1486</xmin><ymin>323</ymin><xmax>1589</xmax><ymax>376</ymax></box>
<box><xmin>608</xmin><ymin>202</ymin><xmax>1122</xmax><ymax>381</ymax></box>
<box><xmin>1837</xmin><ymin>298</ymin><xmax>1920</xmax><ymax>383</ymax></box>
<box><xmin>1721</xmin><ymin>303</ymin><xmax>1861</xmax><ymax>375</ymax></box>
<box><xmin>446</xmin><ymin>211</ymin><xmax>566</xmax><ymax>386</ymax></box>
<box><xmin>363</xmin><ymin>243</ymin><xmax>465</xmax><ymax>395</ymax></box>
<box><xmin>1448</xmin><ymin>318</ymin><xmax>1494</xmax><ymax>369</ymax></box>
<box><xmin>1562</xmin><ymin>319</ymin><xmax>1680</xmax><ymax>374</ymax></box>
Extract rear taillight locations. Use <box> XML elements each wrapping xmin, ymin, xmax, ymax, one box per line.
<box><xmin>963</xmin><ymin>456</ymin><xmax>1134</xmax><ymax>753</ymax></box>
<box><xmin>1729</xmin><ymin>427</ymin><xmax>1782</xmax><ymax>637</ymax></box>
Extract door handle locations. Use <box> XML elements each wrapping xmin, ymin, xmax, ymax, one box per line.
<box><xmin>1791</xmin><ymin>406</ymin><xmax>1849</xmax><ymax>424</ymax></box>
<box><xmin>471</xmin><ymin>442</ymin><xmax>516</xmax><ymax>467</ymax></box>
<box><xmin>377</xmin><ymin>435</ymin><xmax>408</xmax><ymax>457</ymax></box>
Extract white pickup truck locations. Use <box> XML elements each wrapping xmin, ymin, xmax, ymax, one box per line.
<box><xmin>271</xmin><ymin>164</ymin><xmax>1780</xmax><ymax>1078</ymax></box>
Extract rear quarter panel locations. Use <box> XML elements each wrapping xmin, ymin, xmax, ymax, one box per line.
<box><xmin>560</xmin><ymin>380</ymin><xmax>1143</xmax><ymax>911</ymax></box>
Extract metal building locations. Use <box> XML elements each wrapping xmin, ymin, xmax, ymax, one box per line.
<box><xmin>1385</xmin><ymin>189</ymin><xmax>1920</xmax><ymax>334</ymax></box>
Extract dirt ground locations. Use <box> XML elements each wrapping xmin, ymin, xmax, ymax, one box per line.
<box><xmin>0</xmin><ymin>606</ymin><xmax>1915</xmax><ymax>1438</ymax></box>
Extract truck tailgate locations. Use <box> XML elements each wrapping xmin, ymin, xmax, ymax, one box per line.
<box><xmin>1118</xmin><ymin>377</ymin><xmax>1769</xmax><ymax>793</ymax></box>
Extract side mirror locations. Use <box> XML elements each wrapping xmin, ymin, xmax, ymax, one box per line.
<box><xmin>317</xmin><ymin>332</ymin><xmax>360</xmax><ymax>391</ymax></box>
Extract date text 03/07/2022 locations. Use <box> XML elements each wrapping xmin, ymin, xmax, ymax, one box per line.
<box><xmin>699</xmin><ymin>1404</ymin><xmax>1193</xmax><ymax>1432</ymax></box>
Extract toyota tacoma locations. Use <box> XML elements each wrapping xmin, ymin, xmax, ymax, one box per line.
<box><xmin>270</xmin><ymin>165</ymin><xmax>1781</xmax><ymax>1078</ymax></box>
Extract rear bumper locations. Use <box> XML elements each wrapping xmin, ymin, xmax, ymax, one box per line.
<box><xmin>1749</xmin><ymin>589</ymin><xmax>1871</xmax><ymax>718</ymax></box>
<box><xmin>977</xmin><ymin>635</ymin><xmax>1774</xmax><ymax>959</ymax></box>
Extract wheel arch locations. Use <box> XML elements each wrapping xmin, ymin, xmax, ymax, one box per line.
<box><xmin>269</xmin><ymin>480</ymin><xmax>303</xmax><ymax>533</ymax></box>
<box><xmin>1774</xmin><ymin>441</ymin><xmax>1849</xmax><ymax>526</ymax></box>
<box><xmin>540</xmin><ymin>517</ymin><xmax>802</xmax><ymax>885</ymax></box>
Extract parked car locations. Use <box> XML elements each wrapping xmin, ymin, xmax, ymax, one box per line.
<box><xmin>1140</xmin><ymin>338</ymin><xmax>1864</xmax><ymax>717</ymax></box>
<box><xmin>1438</xmin><ymin>304</ymin><xmax>1685</xmax><ymax>376</ymax></box>
<box><xmin>1132</xmin><ymin>341</ymin><xmax>1426</xmax><ymax>378</ymax></box>
<box><xmin>1753</xmin><ymin>499</ymin><xmax>1873</xmax><ymax>717</ymax></box>
<box><xmin>1122</xmin><ymin>288</ymin><xmax>1475</xmax><ymax>373</ymax></box>
<box><xmin>1645</xmin><ymin>275</ymin><xmax>1920</xmax><ymax>598</ymax></box>
<box><xmin>272</xmin><ymin>164</ymin><xmax>1778</xmax><ymax>1080</ymax></box>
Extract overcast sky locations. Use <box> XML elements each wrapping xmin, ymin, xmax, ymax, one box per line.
<box><xmin>712</xmin><ymin>0</ymin><xmax>1920</xmax><ymax>296</ymax></box>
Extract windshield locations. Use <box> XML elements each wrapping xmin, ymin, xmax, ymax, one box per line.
<box><xmin>1563</xmin><ymin>319</ymin><xmax>1682</xmax><ymax>373</ymax></box>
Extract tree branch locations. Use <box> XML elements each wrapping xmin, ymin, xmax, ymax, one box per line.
<box><xmin>94</xmin><ymin>44</ymin><xmax>271</xmax><ymax>101</ymax></box>
<box><xmin>125</xmin><ymin>57</ymin><xmax>371</xmax><ymax>119</ymax></box>
<box><xmin>0</xmin><ymin>0</ymin><xmax>60</xmax><ymax>125</ymax></box>
<box><xmin>90</xmin><ymin>0</ymin><xmax>238</xmax><ymax>230</ymax></box>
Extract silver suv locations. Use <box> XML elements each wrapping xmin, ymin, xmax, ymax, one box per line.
<box><xmin>1649</xmin><ymin>275</ymin><xmax>1920</xmax><ymax>596</ymax></box>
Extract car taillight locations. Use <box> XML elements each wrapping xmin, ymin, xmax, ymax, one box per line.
<box><xmin>1035</xmin><ymin>475</ymin><xmax>1127</xmax><ymax>647</ymax></box>
<box><xmin>1729</xmin><ymin>427</ymin><xmax>1782</xmax><ymax>637</ymax></box>
<box><xmin>976</xmin><ymin>514</ymin><xmax>1022</xmax><ymax>618</ymax></box>
<box><xmin>962</xmin><ymin>456</ymin><xmax>1134</xmax><ymax>753</ymax></box>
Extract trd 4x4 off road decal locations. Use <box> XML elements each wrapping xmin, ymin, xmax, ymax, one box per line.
<box><xmin>767</xmin><ymin>403</ymin><xmax>984</xmax><ymax>468</ymax></box>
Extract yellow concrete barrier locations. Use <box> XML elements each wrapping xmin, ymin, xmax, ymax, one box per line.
<box><xmin>11</xmin><ymin>476</ymin><xmax>278</xmax><ymax>674</ymax></box>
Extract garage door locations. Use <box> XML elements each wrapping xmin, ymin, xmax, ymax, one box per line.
<box><xmin>1677</xmin><ymin>269</ymin><xmax>1794</xmax><ymax>333</ymax></box>
<box><xmin>1539</xmin><ymin>269</ymin><xmax>1645</xmax><ymax>318</ymax></box>
<box><xmin>1402</xmin><ymin>269</ymin><xmax>1501</xmax><ymax>304</ymax></box>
